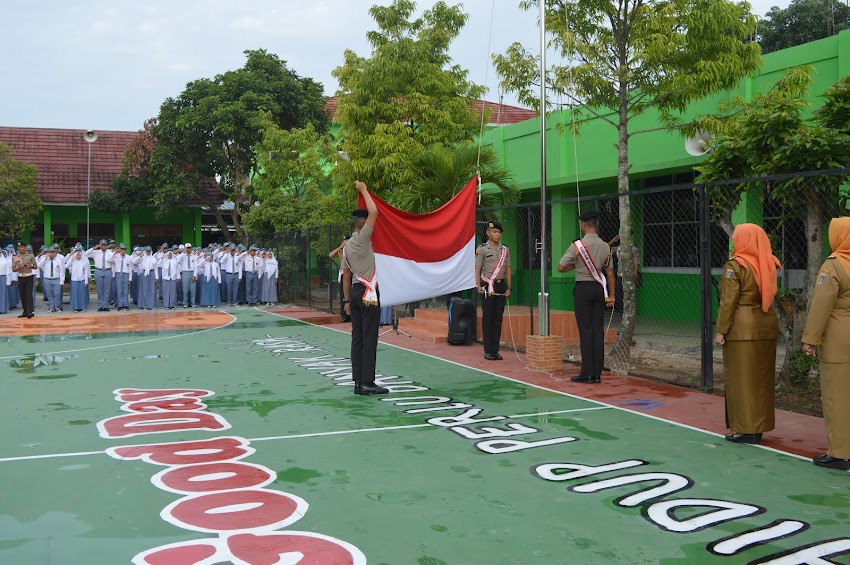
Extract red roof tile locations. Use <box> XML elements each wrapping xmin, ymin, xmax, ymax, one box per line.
<box><xmin>0</xmin><ymin>126</ymin><xmax>221</xmax><ymax>206</ymax></box>
<box><xmin>324</xmin><ymin>96</ymin><xmax>536</xmax><ymax>126</ymax></box>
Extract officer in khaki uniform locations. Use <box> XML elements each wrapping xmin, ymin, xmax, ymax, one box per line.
<box><xmin>714</xmin><ymin>224</ymin><xmax>781</xmax><ymax>445</ymax></box>
<box><xmin>802</xmin><ymin>217</ymin><xmax>850</xmax><ymax>471</ymax></box>
<box><xmin>475</xmin><ymin>221</ymin><xmax>512</xmax><ymax>361</ymax></box>
<box><xmin>342</xmin><ymin>181</ymin><xmax>389</xmax><ymax>397</ymax></box>
<box><xmin>558</xmin><ymin>210</ymin><xmax>615</xmax><ymax>383</ymax></box>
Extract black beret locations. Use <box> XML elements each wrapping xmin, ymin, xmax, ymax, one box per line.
<box><xmin>352</xmin><ymin>209</ymin><xmax>368</xmax><ymax>219</ymax></box>
<box><xmin>487</xmin><ymin>221</ymin><xmax>503</xmax><ymax>231</ymax></box>
<box><xmin>579</xmin><ymin>209</ymin><xmax>600</xmax><ymax>221</ymax></box>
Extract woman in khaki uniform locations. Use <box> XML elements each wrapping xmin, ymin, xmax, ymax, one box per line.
<box><xmin>715</xmin><ymin>224</ymin><xmax>782</xmax><ymax>444</ymax></box>
<box><xmin>802</xmin><ymin>217</ymin><xmax>850</xmax><ymax>471</ymax></box>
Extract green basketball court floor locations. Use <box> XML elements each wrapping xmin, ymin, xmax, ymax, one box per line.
<box><xmin>1</xmin><ymin>309</ymin><xmax>848</xmax><ymax>564</ymax></box>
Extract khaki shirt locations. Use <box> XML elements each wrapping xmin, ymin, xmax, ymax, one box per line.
<box><xmin>341</xmin><ymin>223</ymin><xmax>375</xmax><ymax>280</ymax></box>
<box><xmin>475</xmin><ymin>243</ymin><xmax>510</xmax><ymax>280</ymax></box>
<box><xmin>559</xmin><ymin>234</ymin><xmax>611</xmax><ymax>282</ymax></box>
<box><xmin>14</xmin><ymin>252</ymin><xmax>37</xmax><ymax>277</ymax></box>
<box><xmin>802</xmin><ymin>257</ymin><xmax>850</xmax><ymax>363</ymax></box>
<box><xmin>715</xmin><ymin>260</ymin><xmax>779</xmax><ymax>341</ymax></box>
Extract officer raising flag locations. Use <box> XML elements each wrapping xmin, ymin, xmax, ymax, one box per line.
<box><xmin>558</xmin><ymin>209</ymin><xmax>615</xmax><ymax>383</ymax></box>
<box><xmin>475</xmin><ymin>220</ymin><xmax>512</xmax><ymax>361</ymax></box>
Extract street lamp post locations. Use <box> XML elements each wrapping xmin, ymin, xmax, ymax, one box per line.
<box><xmin>84</xmin><ymin>130</ymin><xmax>97</xmax><ymax>247</ymax></box>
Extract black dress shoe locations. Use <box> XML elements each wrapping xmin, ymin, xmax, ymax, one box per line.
<box><xmin>813</xmin><ymin>454</ymin><xmax>850</xmax><ymax>470</ymax></box>
<box><xmin>27</xmin><ymin>313</ymin><xmax>34</xmax><ymax>318</ymax></box>
<box><xmin>494</xmin><ymin>353</ymin><xmax>503</xmax><ymax>360</ymax></box>
<box><xmin>590</xmin><ymin>375</ymin><xmax>601</xmax><ymax>384</ymax></box>
<box><xmin>570</xmin><ymin>375</ymin><xmax>594</xmax><ymax>383</ymax></box>
<box><xmin>725</xmin><ymin>433</ymin><xmax>762</xmax><ymax>444</ymax></box>
<box><xmin>484</xmin><ymin>353</ymin><xmax>498</xmax><ymax>360</ymax></box>
<box><xmin>17</xmin><ymin>313</ymin><xmax>26</xmax><ymax>318</ymax></box>
<box><xmin>357</xmin><ymin>384</ymin><xmax>389</xmax><ymax>395</ymax></box>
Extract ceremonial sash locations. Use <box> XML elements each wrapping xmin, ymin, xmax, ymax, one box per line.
<box><xmin>342</xmin><ymin>244</ymin><xmax>379</xmax><ymax>306</ymax></box>
<box><xmin>480</xmin><ymin>245</ymin><xmax>508</xmax><ymax>295</ymax></box>
<box><xmin>574</xmin><ymin>239</ymin><xmax>608</xmax><ymax>298</ymax></box>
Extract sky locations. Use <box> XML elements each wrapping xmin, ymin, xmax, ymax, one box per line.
<box><xmin>0</xmin><ymin>0</ymin><xmax>786</xmax><ymax>132</ymax></box>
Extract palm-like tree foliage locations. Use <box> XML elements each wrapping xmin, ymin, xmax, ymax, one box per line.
<box><xmin>389</xmin><ymin>143</ymin><xmax>519</xmax><ymax>213</ymax></box>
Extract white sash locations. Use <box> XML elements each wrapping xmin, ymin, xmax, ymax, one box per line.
<box><xmin>481</xmin><ymin>245</ymin><xmax>508</xmax><ymax>295</ymax></box>
<box><xmin>574</xmin><ymin>239</ymin><xmax>608</xmax><ymax>299</ymax></box>
<box><xmin>342</xmin><ymin>244</ymin><xmax>378</xmax><ymax>305</ymax></box>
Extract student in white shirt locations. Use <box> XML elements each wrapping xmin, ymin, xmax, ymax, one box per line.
<box><xmin>66</xmin><ymin>247</ymin><xmax>90</xmax><ymax>312</ymax></box>
<box><xmin>85</xmin><ymin>239</ymin><xmax>114</xmax><ymax>311</ymax></box>
<box><xmin>197</xmin><ymin>252</ymin><xmax>222</xmax><ymax>307</ymax></box>
<box><xmin>159</xmin><ymin>249</ymin><xmax>181</xmax><ymax>309</ymax></box>
<box><xmin>260</xmin><ymin>250</ymin><xmax>279</xmax><ymax>306</ymax></box>
<box><xmin>242</xmin><ymin>245</ymin><xmax>262</xmax><ymax>306</ymax></box>
<box><xmin>0</xmin><ymin>248</ymin><xmax>10</xmax><ymax>314</ymax></box>
<box><xmin>111</xmin><ymin>243</ymin><xmax>133</xmax><ymax>311</ymax></box>
<box><xmin>177</xmin><ymin>243</ymin><xmax>199</xmax><ymax>308</ymax></box>
<box><xmin>39</xmin><ymin>245</ymin><xmax>65</xmax><ymax>313</ymax></box>
<box><xmin>134</xmin><ymin>247</ymin><xmax>159</xmax><ymax>310</ymax></box>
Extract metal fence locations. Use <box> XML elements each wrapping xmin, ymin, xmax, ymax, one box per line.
<box><xmin>250</xmin><ymin>167</ymin><xmax>850</xmax><ymax>390</ymax></box>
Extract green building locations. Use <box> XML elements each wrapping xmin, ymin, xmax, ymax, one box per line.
<box><xmin>479</xmin><ymin>31</ymin><xmax>850</xmax><ymax>321</ymax></box>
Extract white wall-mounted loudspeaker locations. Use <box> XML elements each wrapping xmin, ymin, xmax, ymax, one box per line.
<box><xmin>84</xmin><ymin>130</ymin><xmax>98</xmax><ymax>143</ymax></box>
<box><xmin>684</xmin><ymin>130</ymin><xmax>713</xmax><ymax>156</ymax></box>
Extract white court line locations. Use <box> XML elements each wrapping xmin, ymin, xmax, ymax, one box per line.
<box><xmin>0</xmin><ymin>406</ymin><xmax>610</xmax><ymax>463</ymax></box>
<box><xmin>0</xmin><ymin>450</ymin><xmax>106</xmax><ymax>463</ymax></box>
<box><xmin>259</xmin><ymin>308</ymin><xmax>813</xmax><ymax>463</ymax></box>
<box><xmin>0</xmin><ymin>312</ymin><xmax>237</xmax><ymax>361</ymax></box>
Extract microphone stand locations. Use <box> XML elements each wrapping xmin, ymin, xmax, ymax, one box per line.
<box><xmin>379</xmin><ymin>304</ymin><xmax>411</xmax><ymax>337</ymax></box>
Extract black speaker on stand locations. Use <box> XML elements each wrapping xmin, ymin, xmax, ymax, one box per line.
<box><xmin>447</xmin><ymin>296</ymin><xmax>475</xmax><ymax>345</ymax></box>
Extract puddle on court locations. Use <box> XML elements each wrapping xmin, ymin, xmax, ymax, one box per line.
<box><xmin>8</xmin><ymin>354</ymin><xmax>79</xmax><ymax>373</ymax></box>
<box><xmin>275</xmin><ymin>467</ymin><xmax>323</xmax><ymax>483</ymax></box>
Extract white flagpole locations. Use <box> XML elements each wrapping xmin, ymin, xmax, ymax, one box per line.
<box><xmin>538</xmin><ymin>0</ymin><xmax>550</xmax><ymax>336</ymax></box>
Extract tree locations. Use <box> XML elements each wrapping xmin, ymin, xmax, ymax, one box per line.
<box><xmin>0</xmin><ymin>143</ymin><xmax>41</xmax><ymax>239</ymax></box>
<box><xmin>332</xmin><ymin>0</ymin><xmax>485</xmax><ymax>198</ymax></box>
<box><xmin>242</xmin><ymin>122</ymin><xmax>348</xmax><ymax>234</ymax></box>
<box><xmin>758</xmin><ymin>0</ymin><xmax>850</xmax><ymax>54</ymax></box>
<box><xmin>389</xmin><ymin>143</ymin><xmax>519</xmax><ymax>213</ymax></box>
<box><xmin>697</xmin><ymin>69</ymin><xmax>850</xmax><ymax>382</ymax></box>
<box><xmin>90</xmin><ymin>119</ymin><xmax>158</xmax><ymax>214</ymax></box>
<box><xmin>150</xmin><ymin>49</ymin><xmax>329</xmax><ymax>241</ymax></box>
<box><xmin>494</xmin><ymin>0</ymin><xmax>761</xmax><ymax>371</ymax></box>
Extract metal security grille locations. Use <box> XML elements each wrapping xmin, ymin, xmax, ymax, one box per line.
<box><xmin>130</xmin><ymin>224</ymin><xmax>183</xmax><ymax>250</ymax></box>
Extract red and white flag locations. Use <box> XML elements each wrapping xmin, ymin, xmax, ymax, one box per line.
<box><xmin>357</xmin><ymin>177</ymin><xmax>477</xmax><ymax>306</ymax></box>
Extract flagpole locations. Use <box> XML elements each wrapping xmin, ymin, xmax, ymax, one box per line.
<box><xmin>538</xmin><ymin>0</ymin><xmax>550</xmax><ymax>336</ymax></box>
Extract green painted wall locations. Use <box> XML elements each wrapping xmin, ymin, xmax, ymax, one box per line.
<box><xmin>481</xmin><ymin>32</ymin><xmax>849</xmax><ymax>320</ymax></box>
<box><xmin>34</xmin><ymin>206</ymin><xmax>201</xmax><ymax>249</ymax></box>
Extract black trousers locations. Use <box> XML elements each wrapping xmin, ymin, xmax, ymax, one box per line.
<box><xmin>574</xmin><ymin>281</ymin><xmax>605</xmax><ymax>377</ymax></box>
<box><xmin>350</xmin><ymin>282</ymin><xmax>380</xmax><ymax>387</ymax></box>
<box><xmin>18</xmin><ymin>276</ymin><xmax>34</xmax><ymax>316</ymax></box>
<box><xmin>482</xmin><ymin>279</ymin><xmax>507</xmax><ymax>355</ymax></box>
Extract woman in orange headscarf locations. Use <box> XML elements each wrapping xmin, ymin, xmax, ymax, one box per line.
<box><xmin>802</xmin><ymin>217</ymin><xmax>850</xmax><ymax>471</ymax></box>
<box><xmin>715</xmin><ymin>224</ymin><xmax>782</xmax><ymax>445</ymax></box>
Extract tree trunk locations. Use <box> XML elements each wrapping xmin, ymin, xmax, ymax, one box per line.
<box><xmin>778</xmin><ymin>190</ymin><xmax>824</xmax><ymax>382</ymax></box>
<box><xmin>201</xmin><ymin>191</ymin><xmax>231</xmax><ymax>242</ymax></box>
<box><xmin>610</xmin><ymin>94</ymin><xmax>636</xmax><ymax>374</ymax></box>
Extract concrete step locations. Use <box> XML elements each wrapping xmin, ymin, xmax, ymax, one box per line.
<box><xmin>396</xmin><ymin>317</ymin><xmax>449</xmax><ymax>344</ymax></box>
<box><xmin>411</xmin><ymin>308</ymin><xmax>453</xmax><ymax>322</ymax></box>
<box><xmin>398</xmin><ymin>317</ymin><xmax>447</xmax><ymax>333</ymax></box>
